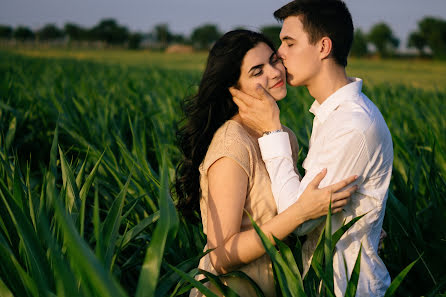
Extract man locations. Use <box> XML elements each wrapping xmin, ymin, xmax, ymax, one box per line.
<box><xmin>229</xmin><ymin>0</ymin><xmax>393</xmax><ymax>296</ymax></box>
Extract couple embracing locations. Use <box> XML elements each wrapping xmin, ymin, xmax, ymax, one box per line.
<box><xmin>175</xmin><ymin>0</ymin><xmax>393</xmax><ymax>296</ymax></box>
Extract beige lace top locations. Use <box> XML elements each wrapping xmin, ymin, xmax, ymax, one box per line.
<box><xmin>190</xmin><ymin>120</ymin><xmax>299</xmax><ymax>297</ymax></box>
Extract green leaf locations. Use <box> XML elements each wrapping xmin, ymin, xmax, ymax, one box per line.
<box><xmin>135</xmin><ymin>158</ymin><xmax>179</xmax><ymax>297</ymax></box>
<box><xmin>101</xmin><ymin>171</ymin><xmax>132</xmax><ymax>270</ymax></box>
<box><xmin>75</xmin><ymin>150</ymin><xmax>88</xmax><ymax>189</ymax></box>
<box><xmin>12</xmin><ymin>160</ymin><xmax>25</xmax><ymax>211</ymax></box>
<box><xmin>198</xmin><ymin>269</ymin><xmax>240</xmax><ymax>297</ymax></box>
<box><xmin>5</xmin><ymin>116</ymin><xmax>16</xmax><ymax>151</ymax></box>
<box><xmin>168</xmin><ymin>264</ymin><xmax>219</xmax><ymax>297</ymax></box>
<box><xmin>310</xmin><ymin>260</ymin><xmax>336</xmax><ymax>297</ymax></box>
<box><xmin>51</xmin><ymin>183</ymin><xmax>128</xmax><ymax>297</ymax></box>
<box><xmin>155</xmin><ymin>249</ymin><xmax>212</xmax><ymax>297</ymax></box>
<box><xmin>273</xmin><ymin>235</ymin><xmax>303</xmax><ymax>288</ymax></box>
<box><xmin>0</xmin><ymin>277</ymin><xmax>14</xmax><ymax>297</ymax></box>
<box><xmin>384</xmin><ymin>257</ymin><xmax>419</xmax><ymax>297</ymax></box>
<box><xmin>221</xmin><ymin>270</ymin><xmax>266</xmax><ymax>297</ymax></box>
<box><xmin>119</xmin><ymin>211</ymin><xmax>160</xmax><ymax>250</ymax></box>
<box><xmin>331</xmin><ymin>214</ymin><xmax>366</xmax><ymax>252</ymax></box>
<box><xmin>0</xmin><ymin>182</ymin><xmax>52</xmax><ymax>294</ymax></box>
<box><xmin>59</xmin><ymin>146</ymin><xmax>81</xmax><ymax>214</ymax></box>
<box><xmin>324</xmin><ymin>199</ymin><xmax>334</xmax><ymax>294</ymax></box>
<box><xmin>247</xmin><ymin>212</ymin><xmax>305</xmax><ymax>297</ymax></box>
<box><xmin>0</xmin><ymin>240</ymin><xmax>39</xmax><ymax>297</ymax></box>
<box><xmin>344</xmin><ymin>244</ymin><xmax>362</xmax><ymax>297</ymax></box>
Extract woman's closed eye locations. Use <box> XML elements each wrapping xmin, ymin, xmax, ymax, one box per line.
<box><xmin>253</xmin><ymin>69</ymin><xmax>263</xmax><ymax>77</ymax></box>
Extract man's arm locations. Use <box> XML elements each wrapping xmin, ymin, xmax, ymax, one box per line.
<box><xmin>259</xmin><ymin>125</ymin><xmax>369</xmax><ymax>234</ymax></box>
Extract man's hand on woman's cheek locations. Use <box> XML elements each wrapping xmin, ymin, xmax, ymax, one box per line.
<box><xmin>229</xmin><ymin>84</ymin><xmax>282</xmax><ymax>134</ymax></box>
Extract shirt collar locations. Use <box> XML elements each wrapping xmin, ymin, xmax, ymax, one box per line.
<box><xmin>309</xmin><ymin>77</ymin><xmax>363</xmax><ymax>123</ymax></box>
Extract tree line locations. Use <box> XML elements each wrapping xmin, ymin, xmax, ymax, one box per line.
<box><xmin>1</xmin><ymin>17</ymin><xmax>445</xmax><ymax>58</ymax></box>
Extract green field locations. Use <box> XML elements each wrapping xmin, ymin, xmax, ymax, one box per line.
<box><xmin>11</xmin><ymin>48</ymin><xmax>446</xmax><ymax>90</ymax></box>
<box><xmin>0</xmin><ymin>49</ymin><xmax>445</xmax><ymax>296</ymax></box>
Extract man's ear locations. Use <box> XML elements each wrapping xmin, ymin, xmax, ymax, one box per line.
<box><xmin>319</xmin><ymin>37</ymin><xmax>332</xmax><ymax>60</ymax></box>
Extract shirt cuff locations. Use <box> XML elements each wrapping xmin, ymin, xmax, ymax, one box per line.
<box><xmin>258</xmin><ymin>132</ymin><xmax>292</xmax><ymax>161</ymax></box>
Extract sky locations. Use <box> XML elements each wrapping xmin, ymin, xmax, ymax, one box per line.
<box><xmin>1</xmin><ymin>0</ymin><xmax>445</xmax><ymax>49</ymax></box>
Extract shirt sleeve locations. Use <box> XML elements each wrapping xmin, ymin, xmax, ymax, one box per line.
<box><xmin>258</xmin><ymin>132</ymin><xmax>301</xmax><ymax>213</ymax></box>
<box><xmin>259</xmin><ymin>127</ymin><xmax>369</xmax><ymax>234</ymax></box>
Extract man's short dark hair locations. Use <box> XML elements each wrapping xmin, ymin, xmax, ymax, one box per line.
<box><xmin>274</xmin><ymin>0</ymin><xmax>353</xmax><ymax>67</ymax></box>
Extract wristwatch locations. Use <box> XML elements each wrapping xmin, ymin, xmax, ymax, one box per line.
<box><xmin>262</xmin><ymin>128</ymin><xmax>283</xmax><ymax>137</ymax></box>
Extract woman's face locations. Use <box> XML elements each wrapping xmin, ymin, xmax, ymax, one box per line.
<box><xmin>237</xmin><ymin>42</ymin><xmax>287</xmax><ymax>101</ymax></box>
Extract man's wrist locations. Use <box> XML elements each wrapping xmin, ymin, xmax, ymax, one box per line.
<box><xmin>262</xmin><ymin>128</ymin><xmax>284</xmax><ymax>137</ymax></box>
<box><xmin>262</xmin><ymin>120</ymin><xmax>282</xmax><ymax>134</ymax></box>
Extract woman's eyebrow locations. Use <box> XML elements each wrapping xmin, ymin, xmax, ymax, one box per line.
<box><xmin>248</xmin><ymin>64</ymin><xmax>264</xmax><ymax>74</ymax></box>
<box><xmin>269</xmin><ymin>52</ymin><xmax>277</xmax><ymax>62</ymax></box>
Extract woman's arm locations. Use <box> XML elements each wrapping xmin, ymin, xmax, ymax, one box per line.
<box><xmin>206</xmin><ymin>157</ymin><xmax>357</xmax><ymax>274</ymax></box>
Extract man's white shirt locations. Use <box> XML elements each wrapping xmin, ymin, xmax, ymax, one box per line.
<box><xmin>258</xmin><ymin>78</ymin><xmax>393</xmax><ymax>297</ymax></box>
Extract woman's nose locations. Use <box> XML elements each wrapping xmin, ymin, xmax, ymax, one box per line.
<box><xmin>268</xmin><ymin>63</ymin><xmax>282</xmax><ymax>78</ymax></box>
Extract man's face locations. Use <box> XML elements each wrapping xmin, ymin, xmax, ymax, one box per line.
<box><xmin>277</xmin><ymin>16</ymin><xmax>321</xmax><ymax>87</ymax></box>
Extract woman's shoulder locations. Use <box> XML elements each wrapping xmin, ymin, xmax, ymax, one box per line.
<box><xmin>212</xmin><ymin>120</ymin><xmax>252</xmax><ymax>147</ymax></box>
<box><xmin>201</xmin><ymin>120</ymin><xmax>254</xmax><ymax>176</ymax></box>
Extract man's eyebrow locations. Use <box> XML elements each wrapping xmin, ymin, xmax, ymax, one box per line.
<box><xmin>281</xmin><ymin>36</ymin><xmax>295</xmax><ymax>41</ymax></box>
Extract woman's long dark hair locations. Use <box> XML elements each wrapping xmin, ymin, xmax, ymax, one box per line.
<box><xmin>175</xmin><ymin>30</ymin><xmax>276</xmax><ymax>220</ymax></box>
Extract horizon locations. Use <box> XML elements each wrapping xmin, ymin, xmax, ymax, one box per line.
<box><xmin>1</xmin><ymin>0</ymin><xmax>445</xmax><ymax>49</ymax></box>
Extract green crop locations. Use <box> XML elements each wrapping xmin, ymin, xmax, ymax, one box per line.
<box><xmin>0</xmin><ymin>49</ymin><xmax>444</xmax><ymax>296</ymax></box>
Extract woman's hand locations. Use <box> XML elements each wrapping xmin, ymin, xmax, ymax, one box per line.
<box><xmin>297</xmin><ymin>168</ymin><xmax>358</xmax><ymax>221</ymax></box>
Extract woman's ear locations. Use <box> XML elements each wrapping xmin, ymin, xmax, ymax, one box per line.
<box><xmin>319</xmin><ymin>37</ymin><xmax>333</xmax><ymax>60</ymax></box>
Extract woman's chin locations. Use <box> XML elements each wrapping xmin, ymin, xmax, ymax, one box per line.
<box><xmin>273</xmin><ymin>89</ymin><xmax>287</xmax><ymax>101</ymax></box>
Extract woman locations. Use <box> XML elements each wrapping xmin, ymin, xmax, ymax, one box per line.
<box><xmin>175</xmin><ymin>30</ymin><xmax>357</xmax><ymax>296</ymax></box>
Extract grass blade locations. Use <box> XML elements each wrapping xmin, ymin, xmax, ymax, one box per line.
<box><xmin>168</xmin><ymin>264</ymin><xmax>219</xmax><ymax>297</ymax></box>
<box><xmin>384</xmin><ymin>257</ymin><xmax>419</xmax><ymax>297</ymax></box>
<box><xmin>247</xmin><ymin>212</ymin><xmax>305</xmax><ymax>297</ymax></box>
<box><xmin>135</xmin><ymin>157</ymin><xmax>179</xmax><ymax>297</ymax></box>
<box><xmin>344</xmin><ymin>244</ymin><xmax>362</xmax><ymax>297</ymax></box>
<box><xmin>198</xmin><ymin>269</ymin><xmax>240</xmax><ymax>297</ymax></box>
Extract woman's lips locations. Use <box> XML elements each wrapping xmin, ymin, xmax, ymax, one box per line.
<box><xmin>271</xmin><ymin>80</ymin><xmax>284</xmax><ymax>88</ymax></box>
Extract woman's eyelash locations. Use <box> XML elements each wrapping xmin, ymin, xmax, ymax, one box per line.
<box><xmin>253</xmin><ymin>70</ymin><xmax>263</xmax><ymax>77</ymax></box>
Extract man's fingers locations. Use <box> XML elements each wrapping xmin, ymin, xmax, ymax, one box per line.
<box><xmin>232</xmin><ymin>96</ymin><xmax>247</xmax><ymax>110</ymax></box>
<box><xmin>229</xmin><ymin>87</ymin><xmax>259</xmax><ymax>106</ymax></box>
<box><xmin>331</xmin><ymin>197</ymin><xmax>349</xmax><ymax>213</ymax></box>
<box><xmin>308</xmin><ymin>168</ymin><xmax>327</xmax><ymax>189</ymax></box>
<box><xmin>332</xmin><ymin>185</ymin><xmax>357</xmax><ymax>201</ymax></box>
<box><xmin>255</xmin><ymin>84</ymin><xmax>274</xmax><ymax>102</ymax></box>
<box><xmin>330</xmin><ymin>175</ymin><xmax>358</xmax><ymax>192</ymax></box>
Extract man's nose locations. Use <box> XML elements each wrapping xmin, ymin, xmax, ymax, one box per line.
<box><xmin>277</xmin><ymin>44</ymin><xmax>285</xmax><ymax>59</ymax></box>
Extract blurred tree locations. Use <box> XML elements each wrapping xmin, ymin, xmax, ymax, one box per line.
<box><xmin>368</xmin><ymin>23</ymin><xmax>399</xmax><ymax>57</ymax></box>
<box><xmin>191</xmin><ymin>24</ymin><xmax>221</xmax><ymax>50</ymax></box>
<box><xmin>408</xmin><ymin>31</ymin><xmax>427</xmax><ymax>56</ymax></box>
<box><xmin>64</xmin><ymin>23</ymin><xmax>89</xmax><ymax>41</ymax></box>
<box><xmin>154</xmin><ymin>23</ymin><xmax>172</xmax><ymax>48</ymax></box>
<box><xmin>90</xmin><ymin>19</ymin><xmax>129</xmax><ymax>45</ymax></box>
<box><xmin>37</xmin><ymin>24</ymin><xmax>64</xmax><ymax>40</ymax></box>
<box><xmin>13</xmin><ymin>26</ymin><xmax>35</xmax><ymax>41</ymax></box>
<box><xmin>350</xmin><ymin>28</ymin><xmax>369</xmax><ymax>57</ymax></box>
<box><xmin>260</xmin><ymin>25</ymin><xmax>282</xmax><ymax>49</ymax></box>
<box><xmin>0</xmin><ymin>25</ymin><xmax>13</xmax><ymax>39</ymax></box>
<box><xmin>171</xmin><ymin>33</ymin><xmax>187</xmax><ymax>44</ymax></box>
<box><xmin>416</xmin><ymin>17</ymin><xmax>446</xmax><ymax>59</ymax></box>
<box><xmin>128</xmin><ymin>32</ymin><xmax>143</xmax><ymax>49</ymax></box>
